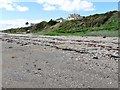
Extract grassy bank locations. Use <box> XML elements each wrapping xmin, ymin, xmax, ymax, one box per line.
<box><xmin>34</xmin><ymin>30</ymin><xmax>119</xmax><ymax>37</ymax></box>
<box><xmin>2</xmin><ymin>11</ymin><xmax>119</xmax><ymax>37</ymax></box>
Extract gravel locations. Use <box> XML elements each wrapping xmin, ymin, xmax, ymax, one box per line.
<box><xmin>0</xmin><ymin>33</ymin><xmax>118</xmax><ymax>88</ymax></box>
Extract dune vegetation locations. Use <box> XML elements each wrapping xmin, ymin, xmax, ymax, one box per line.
<box><xmin>2</xmin><ymin>11</ymin><xmax>119</xmax><ymax>37</ymax></box>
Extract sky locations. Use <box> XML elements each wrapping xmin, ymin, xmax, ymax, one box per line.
<box><xmin>0</xmin><ymin>0</ymin><xmax>119</xmax><ymax>30</ymax></box>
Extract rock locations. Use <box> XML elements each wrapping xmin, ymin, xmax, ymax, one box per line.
<box><xmin>7</xmin><ymin>40</ymin><xmax>13</xmax><ymax>43</ymax></box>
<box><xmin>82</xmin><ymin>84</ymin><xmax>85</xmax><ymax>86</ymax></box>
<box><xmin>34</xmin><ymin>64</ymin><xmax>36</xmax><ymax>67</ymax></box>
<box><xmin>8</xmin><ymin>46</ymin><xmax>13</xmax><ymax>48</ymax></box>
<box><xmin>85</xmin><ymin>62</ymin><xmax>88</xmax><ymax>64</ymax></box>
<box><xmin>93</xmin><ymin>56</ymin><xmax>98</xmax><ymax>59</ymax></box>
<box><xmin>20</xmin><ymin>44</ymin><xmax>24</xmax><ymax>46</ymax></box>
<box><xmin>26</xmin><ymin>69</ymin><xmax>30</xmax><ymax>73</ymax></box>
<box><xmin>34</xmin><ymin>72</ymin><xmax>38</xmax><ymax>74</ymax></box>
<box><xmin>46</xmin><ymin>61</ymin><xmax>48</xmax><ymax>63</ymax></box>
<box><xmin>17</xmin><ymin>42</ymin><xmax>20</xmax><ymax>44</ymax></box>
<box><xmin>26</xmin><ymin>63</ymin><xmax>28</xmax><ymax>65</ymax></box>
<box><xmin>38</xmin><ymin>68</ymin><xmax>41</xmax><ymax>70</ymax></box>
<box><xmin>111</xmin><ymin>54</ymin><xmax>120</xmax><ymax>58</ymax></box>
<box><xmin>24</xmin><ymin>43</ymin><xmax>28</xmax><ymax>45</ymax></box>
<box><xmin>11</xmin><ymin>56</ymin><xmax>16</xmax><ymax>58</ymax></box>
<box><xmin>33</xmin><ymin>43</ymin><xmax>37</xmax><ymax>45</ymax></box>
<box><xmin>103</xmin><ymin>36</ymin><xmax>106</xmax><ymax>38</ymax></box>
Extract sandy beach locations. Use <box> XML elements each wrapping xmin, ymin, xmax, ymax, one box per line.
<box><xmin>1</xmin><ymin>33</ymin><xmax>119</xmax><ymax>88</ymax></box>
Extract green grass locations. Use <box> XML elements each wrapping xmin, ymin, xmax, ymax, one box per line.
<box><xmin>34</xmin><ymin>30</ymin><xmax>119</xmax><ymax>37</ymax></box>
<box><xmin>83</xmin><ymin>30</ymin><xmax>119</xmax><ymax>37</ymax></box>
<box><xmin>34</xmin><ymin>31</ymin><xmax>80</xmax><ymax>36</ymax></box>
<box><xmin>2</xmin><ymin>11</ymin><xmax>119</xmax><ymax>37</ymax></box>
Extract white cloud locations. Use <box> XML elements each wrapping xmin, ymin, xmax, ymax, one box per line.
<box><xmin>36</xmin><ymin>0</ymin><xmax>95</xmax><ymax>11</ymax></box>
<box><xmin>0</xmin><ymin>0</ymin><xmax>29</xmax><ymax>12</ymax></box>
<box><xmin>0</xmin><ymin>0</ymin><xmax>95</xmax><ymax>12</ymax></box>
<box><xmin>43</xmin><ymin>3</ymin><xmax>56</xmax><ymax>11</ymax></box>
<box><xmin>0</xmin><ymin>19</ymin><xmax>42</xmax><ymax>30</ymax></box>
<box><xmin>0</xmin><ymin>3</ymin><xmax>15</xmax><ymax>11</ymax></box>
<box><xmin>0</xmin><ymin>0</ymin><xmax>16</xmax><ymax>3</ymax></box>
<box><xmin>16</xmin><ymin>5</ymin><xmax>29</xmax><ymax>12</ymax></box>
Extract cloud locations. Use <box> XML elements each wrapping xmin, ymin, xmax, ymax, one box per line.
<box><xmin>0</xmin><ymin>0</ymin><xmax>29</xmax><ymax>12</ymax></box>
<box><xmin>0</xmin><ymin>2</ymin><xmax>15</xmax><ymax>11</ymax></box>
<box><xmin>0</xmin><ymin>0</ymin><xmax>15</xmax><ymax>3</ymax></box>
<box><xmin>0</xmin><ymin>19</ymin><xmax>42</xmax><ymax>30</ymax></box>
<box><xmin>36</xmin><ymin>0</ymin><xmax>95</xmax><ymax>11</ymax></box>
<box><xmin>16</xmin><ymin>5</ymin><xmax>29</xmax><ymax>12</ymax></box>
<box><xmin>0</xmin><ymin>0</ymin><xmax>95</xmax><ymax>12</ymax></box>
<box><xmin>43</xmin><ymin>3</ymin><xmax>56</xmax><ymax>11</ymax></box>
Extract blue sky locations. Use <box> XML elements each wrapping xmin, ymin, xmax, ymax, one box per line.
<box><xmin>0</xmin><ymin>0</ymin><xmax>119</xmax><ymax>30</ymax></box>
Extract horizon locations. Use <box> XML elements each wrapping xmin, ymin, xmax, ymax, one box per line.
<box><xmin>0</xmin><ymin>0</ymin><xmax>119</xmax><ymax>30</ymax></box>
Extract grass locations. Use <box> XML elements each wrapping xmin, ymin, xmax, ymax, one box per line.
<box><xmin>2</xmin><ymin>11</ymin><xmax>119</xmax><ymax>37</ymax></box>
<box><xmin>34</xmin><ymin>30</ymin><xmax>119</xmax><ymax>37</ymax></box>
<box><xmin>83</xmin><ymin>30</ymin><xmax>119</xmax><ymax>37</ymax></box>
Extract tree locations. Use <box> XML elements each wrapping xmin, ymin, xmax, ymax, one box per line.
<box><xmin>25</xmin><ymin>22</ymin><xmax>30</xmax><ymax>33</ymax></box>
<box><xmin>48</xmin><ymin>19</ymin><xmax>58</xmax><ymax>26</ymax></box>
<box><xmin>25</xmin><ymin>22</ymin><xmax>29</xmax><ymax>26</ymax></box>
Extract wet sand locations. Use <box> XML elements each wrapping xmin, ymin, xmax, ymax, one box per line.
<box><xmin>1</xmin><ymin>34</ymin><xmax>119</xmax><ymax>88</ymax></box>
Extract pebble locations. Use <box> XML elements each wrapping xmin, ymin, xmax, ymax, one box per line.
<box><xmin>1</xmin><ymin>33</ymin><xmax>118</xmax><ymax>88</ymax></box>
<box><xmin>38</xmin><ymin>68</ymin><xmax>41</xmax><ymax>70</ymax></box>
<box><xmin>8</xmin><ymin>46</ymin><xmax>13</xmax><ymax>48</ymax></box>
<box><xmin>93</xmin><ymin>56</ymin><xmax>98</xmax><ymax>59</ymax></box>
<box><xmin>11</xmin><ymin>56</ymin><xmax>16</xmax><ymax>58</ymax></box>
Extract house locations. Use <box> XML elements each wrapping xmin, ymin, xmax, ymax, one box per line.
<box><xmin>67</xmin><ymin>13</ymin><xmax>83</xmax><ymax>20</ymax></box>
<box><xmin>56</xmin><ymin>19</ymin><xmax>63</xmax><ymax>23</ymax></box>
<box><xmin>56</xmin><ymin>17</ymin><xmax>65</xmax><ymax>22</ymax></box>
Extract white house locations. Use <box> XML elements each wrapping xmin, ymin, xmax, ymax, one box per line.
<box><xmin>56</xmin><ymin>17</ymin><xmax>65</xmax><ymax>22</ymax></box>
<box><xmin>67</xmin><ymin>13</ymin><xmax>83</xmax><ymax>20</ymax></box>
